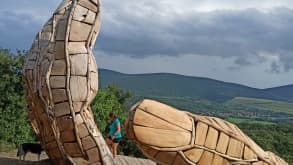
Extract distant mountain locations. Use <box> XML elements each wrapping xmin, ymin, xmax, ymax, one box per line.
<box><xmin>98</xmin><ymin>69</ymin><xmax>293</xmax><ymax>102</ymax></box>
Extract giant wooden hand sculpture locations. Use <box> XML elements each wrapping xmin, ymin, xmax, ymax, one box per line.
<box><xmin>22</xmin><ymin>0</ymin><xmax>288</xmax><ymax>165</ymax></box>
<box><xmin>125</xmin><ymin>99</ymin><xmax>288</xmax><ymax>165</ymax></box>
<box><xmin>23</xmin><ymin>0</ymin><xmax>113</xmax><ymax>164</ymax></box>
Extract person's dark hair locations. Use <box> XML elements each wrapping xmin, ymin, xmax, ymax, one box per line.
<box><xmin>109</xmin><ymin>112</ymin><xmax>116</xmax><ymax>118</ymax></box>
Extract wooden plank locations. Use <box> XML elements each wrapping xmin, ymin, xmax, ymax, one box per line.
<box><xmin>51</xmin><ymin>60</ymin><xmax>66</xmax><ymax>75</ymax></box>
<box><xmin>72</xmin><ymin>158</ymin><xmax>88</xmax><ymax>165</ymax></box>
<box><xmin>78</xmin><ymin>123</ymin><xmax>89</xmax><ymax>138</ymax></box>
<box><xmin>73</xmin><ymin>101</ymin><xmax>84</xmax><ymax>113</ymax></box>
<box><xmin>61</xmin><ymin>130</ymin><xmax>76</xmax><ymax>142</ymax></box>
<box><xmin>68</xmin><ymin>42</ymin><xmax>87</xmax><ymax>54</ymax></box>
<box><xmin>184</xmin><ymin>148</ymin><xmax>203</xmax><ymax>163</ymax></box>
<box><xmin>52</xmin><ymin>89</ymin><xmax>68</xmax><ymax>103</ymax></box>
<box><xmin>198</xmin><ymin>151</ymin><xmax>214</xmax><ymax>165</ymax></box>
<box><xmin>227</xmin><ymin>138</ymin><xmax>244</xmax><ymax>158</ymax></box>
<box><xmin>75</xmin><ymin>114</ymin><xmax>84</xmax><ymax>125</ymax></box>
<box><xmin>73</xmin><ymin>5</ymin><xmax>96</xmax><ymax>24</ymax></box>
<box><xmin>86</xmin><ymin>147</ymin><xmax>100</xmax><ymax>163</ymax></box>
<box><xmin>138</xmin><ymin>99</ymin><xmax>193</xmax><ymax>131</ymax></box>
<box><xmin>212</xmin><ymin>154</ymin><xmax>224</xmax><ymax>165</ymax></box>
<box><xmin>57</xmin><ymin>115</ymin><xmax>74</xmax><ymax>131</ymax></box>
<box><xmin>216</xmin><ymin>132</ymin><xmax>230</xmax><ymax>154</ymax></box>
<box><xmin>78</xmin><ymin>0</ymin><xmax>98</xmax><ymax>12</ymax></box>
<box><xmin>155</xmin><ymin>152</ymin><xmax>176</xmax><ymax>165</ymax></box>
<box><xmin>64</xmin><ymin>143</ymin><xmax>83</xmax><ymax>157</ymax></box>
<box><xmin>82</xmin><ymin>136</ymin><xmax>96</xmax><ymax>150</ymax></box>
<box><xmin>133</xmin><ymin>109</ymin><xmax>187</xmax><ymax>131</ymax></box>
<box><xmin>90</xmin><ymin>71</ymin><xmax>98</xmax><ymax>92</ymax></box>
<box><xmin>54</xmin><ymin>102</ymin><xmax>70</xmax><ymax>117</ymax></box>
<box><xmin>70</xmin><ymin>54</ymin><xmax>88</xmax><ymax>76</ymax></box>
<box><xmin>70</xmin><ymin>76</ymin><xmax>88</xmax><ymax>101</ymax></box>
<box><xmin>56</xmin><ymin>19</ymin><xmax>67</xmax><ymax>41</ymax></box>
<box><xmin>133</xmin><ymin>126</ymin><xmax>191</xmax><ymax>148</ymax></box>
<box><xmin>244</xmin><ymin>146</ymin><xmax>257</xmax><ymax>160</ymax></box>
<box><xmin>252</xmin><ymin>162</ymin><xmax>264</xmax><ymax>165</ymax></box>
<box><xmin>195</xmin><ymin>122</ymin><xmax>209</xmax><ymax>145</ymax></box>
<box><xmin>54</xmin><ymin>41</ymin><xmax>65</xmax><ymax>59</ymax></box>
<box><xmin>69</xmin><ymin>20</ymin><xmax>92</xmax><ymax>41</ymax></box>
<box><xmin>172</xmin><ymin>154</ymin><xmax>187</xmax><ymax>165</ymax></box>
<box><xmin>139</xmin><ymin>146</ymin><xmax>157</xmax><ymax>158</ymax></box>
<box><xmin>50</xmin><ymin>76</ymin><xmax>66</xmax><ymax>88</ymax></box>
<box><xmin>204</xmin><ymin>127</ymin><xmax>219</xmax><ymax>149</ymax></box>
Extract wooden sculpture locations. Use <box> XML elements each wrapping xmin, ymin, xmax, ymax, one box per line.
<box><xmin>22</xmin><ymin>0</ymin><xmax>113</xmax><ymax>164</ymax></box>
<box><xmin>125</xmin><ymin>99</ymin><xmax>288</xmax><ymax>165</ymax></box>
<box><xmin>22</xmin><ymin>0</ymin><xmax>288</xmax><ymax>165</ymax></box>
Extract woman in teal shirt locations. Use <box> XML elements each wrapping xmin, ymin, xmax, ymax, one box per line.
<box><xmin>106</xmin><ymin>112</ymin><xmax>122</xmax><ymax>158</ymax></box>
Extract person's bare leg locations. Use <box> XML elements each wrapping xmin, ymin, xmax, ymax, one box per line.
<box><xmin>106</xmin><ymin>138</ymin><xmax>113</xmax><ymax>153</ymax></box>
<box><xmin>112</xmin><ymin>143</ymin><xmax>119</xmax><ymax>159</ymax></box>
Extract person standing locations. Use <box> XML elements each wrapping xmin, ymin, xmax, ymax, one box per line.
<box><xmin>106</xmin><ymin>112</ymin><xmax>122</xmax><ymax>158</ymax></box>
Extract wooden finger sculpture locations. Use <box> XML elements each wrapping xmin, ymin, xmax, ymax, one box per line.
<box><xmin>23</xmin><ymin>0</ymin><xmax>114</xmax><ymax>164</ymax></box>
<box><xmin>125</xmin><ymin>99</ymin><xmax>288</xmax><ymax>165</ymax></box>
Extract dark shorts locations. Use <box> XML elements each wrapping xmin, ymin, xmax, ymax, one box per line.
<box><xmin>112</xmin><ymin>138</ymin><xmax>121</xmax><ymax>143</ymax></box>
<box><xmin>107</xmin><ymin>136</ymin><xmax>122</xmax><ymax>143</ymax></box>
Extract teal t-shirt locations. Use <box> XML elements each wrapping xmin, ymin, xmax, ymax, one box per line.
<box><xmin>109</xmin><ymin>118</ymin><xmax>122</xmax><ymax>139</ymax></box>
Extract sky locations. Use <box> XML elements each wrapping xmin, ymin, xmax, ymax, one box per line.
<box><xmin>1</xmin><ymin>0</ymin><xmax>293</xmax><ymax>88</ymax></box>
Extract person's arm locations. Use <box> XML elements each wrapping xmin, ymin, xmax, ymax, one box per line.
<box><xmin>111</xmin><ymin>121</ymin><xmax>121</xmax><ymax>140</ymax></box>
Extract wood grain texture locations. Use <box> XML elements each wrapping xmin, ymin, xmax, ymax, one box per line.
<box><xmin>126</xmin><ymin>99</ymin><xmax>288</xmax><ymax>165</ymax></box>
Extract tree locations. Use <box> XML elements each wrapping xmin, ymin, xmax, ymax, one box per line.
<box><xmin>0</xmin><ymin>49</ymin><xmax>35</xmax><ymax>148</ymax></box>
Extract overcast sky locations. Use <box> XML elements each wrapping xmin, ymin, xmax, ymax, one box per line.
<box><xmin>1</xmin><ymin>0</ymin><xmax>293</xmax><ymax>88</ymax></box>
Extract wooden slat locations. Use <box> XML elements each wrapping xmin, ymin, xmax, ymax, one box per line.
<box><xmin>54</xmin><ymin>102</ymin><xmax>70</xmax><ymax>117</ymax></box>
<box><xmin>138</xmin><ymin>99</ymin><xmax>193</xmax><ymax>131</ymax></box>
<box><xmin>227</xmin><ymin>138</ymin><xmax>244</xmax><ymax>158</ymax></box>
<box><xmin>155</xmin><ymin>152</ymin><xmax>176</xmax><ymax>165</ymax></box>
<box><xmin>50</xmin><ymin>76</ymin><xmax>66</xmax><ymax>88</ymax></box>
<box><xmin>57</xmin><ymin>115</ymin><xmax>74</xmax><ymax>131</ymax></box>
<box><xmin>78</xmin><ymin>0</ymin><xmax>98</xmax><ymax>12</ymax></box>
<box><xmin>64</xmin><ymin>143</ymin><xmax>83</xmax><ymax>157</ymax></box>
<box><xmin>56</xmin><ymin>19</ymin><xmax>67</xmax><ymax>41</ymax></box>
<box><xmin>68</xmin><ymin>42</ymin><xmax>87</xmax><ymax>54</ymax></box>
<box><xmin>54</xmin><ymin>41</ymin><xmax>65</xmax><ymax>59</ymax></box>
<box><xmin>82</xmin><ymin>136</ymin><xmax>96</xmax><ymax>150</ymax></box>
<box><xmin>86</xmin><ymin>147</ymin><xmax>100</xmax><ymax>163</ymax></box>
<box><xmin>172</xmin><ymin>154</ymin><xmax>186</xmax><ymax>165</ymax></box>
<box><xmin>51</xmin><ymin>60</ymin><xmax>66</xmax><ymax>75</ymax></box>
<box><xmin>61</xmin><ymin>130</ymin><xmax>76</xmax><ymax>142</ymax></box>
<box><xmin>198</xmin><ymin>151</ymin><xmax>214</xmax><ymax>165</ymax></box>
<box><xmin>133</xmin><ymin>109</ymin><xmax>187</xmax><ymax>131</ymax></box>
<box><xmin>73</xmin><ymin>102</ymin><xmax>84</xmax><ymax>113</ymax></box>
<box><xmin>184</xmin><ymin>148</ymin><xmax>203</xmax><ymax>163</ymax></box>
<box><xmin>204</xmin><ymin>127</ymin><xmax>219</xmax><ymax>149</ymax></box>
<box><xmin>69</xmin><ymin>20</ymin><xmax>92</xmax><ymax>41</ymax></box>
<box><xmin>133</xmin><ymin>126</ymin><xmax>191</xmax><ymax>148</ymax></box>
<box><xmin>244</xmin><ymin>146</ymin><xmax>257</xmax><ymax>160</ymax></box>
<box><xmin>52</xmin><ymin>89</ymin><xmax>68</xmax><ymax>103</ymax></box>
<box><xmin>90</xmin><ymin>71</ymin><xmax>98</xmax><ymax>92</ymax></box>
<box><xmin>195</xmin><ymin>122</ymin><xmax>209</xmax><ymax>145</ymax></box>
<box><xmin>70</xmin><ymin>76</ymin><xmax>88</xmax><ymax>101</ymax></box>
<box><xmin>70</xmin><ymin>54</ymin><xmax>88</xmax><ymax>76</ymax></box>
<box><xmin>216</xmin><ymin>132</ymin><xmax>230</xmax><ymax>154</ymax></box>
<box><xmin>212</xmin><ymin>154</ymin><xmax>224</xmax><ymax>165</ymax></box>
<box><xmin>78</xmin><ymin>123</ymin><xmax>89</xmax><ymax>138</ymax></box>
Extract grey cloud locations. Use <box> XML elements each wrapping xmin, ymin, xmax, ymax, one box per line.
<box><xmin>95</xmin><ymin>6</ymin><xmax>293</xmax><ymax>72</ymax></box>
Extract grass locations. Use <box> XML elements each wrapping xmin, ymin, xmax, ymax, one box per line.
<box><xmin>225</xmin><ymin>97</ymin><xmax>293</xmax><ymax>115</ymax></box>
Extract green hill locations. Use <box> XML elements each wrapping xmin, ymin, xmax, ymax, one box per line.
<box><xmin>98</xmin><ymin>69</ymin><xmax>293</xmax><ymax>102</ymax></box>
